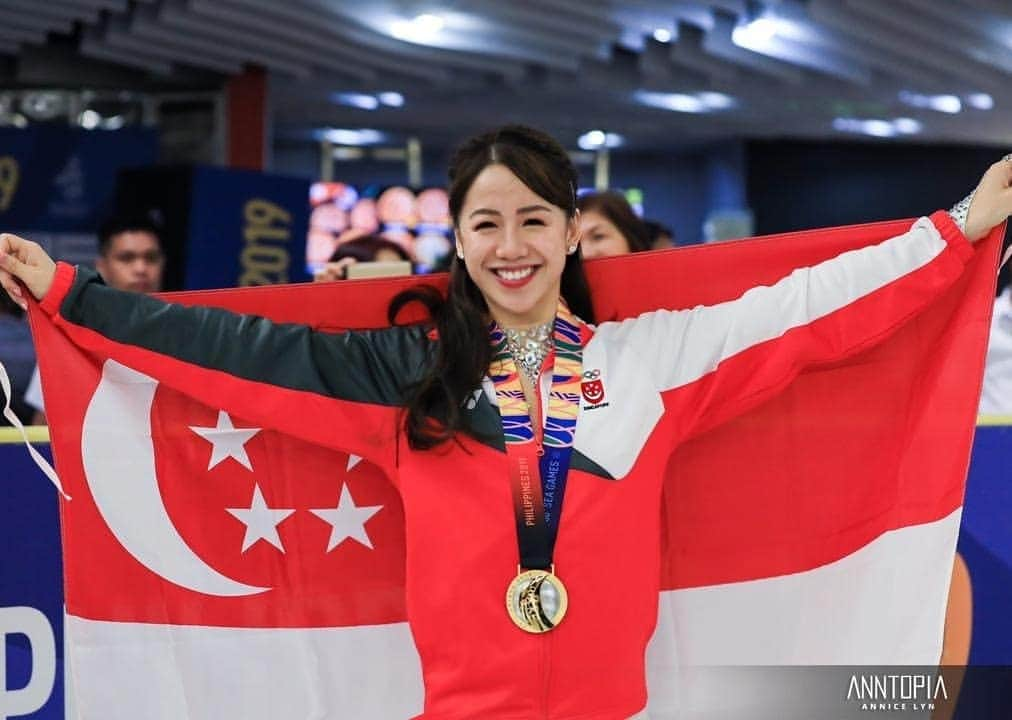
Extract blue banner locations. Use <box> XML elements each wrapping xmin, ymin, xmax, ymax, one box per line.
<box><xmin>185</xmin><ymin>167</ymin><xmax>311</xmax><ymax>288</ymax></box>
<box><xmin>959</xmin><ymin>423</ymin><xmax>1012</xmax><ymax>664</ymax></box>
<box><xmin>1</xmin><ymin>441</ymin><xmax>62</xmax><ymax>720</ymax></box>
<box><xmin>0</xmin><ymin>127</ymin><xmax>157</xmax><ymax>266</ymax></box>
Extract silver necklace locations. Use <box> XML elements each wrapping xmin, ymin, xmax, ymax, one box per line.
<box><xmin>504</xmin><ymin>320</ymin><xmax>554</xmax><ymax>387</ymax></box>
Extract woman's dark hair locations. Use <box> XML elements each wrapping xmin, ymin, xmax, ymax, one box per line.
<box><xmin>98</xmin><ymin>214</ymin><xmax>164</xmax><ymax>256</ymax></box>
<box><xmin>643</xmin><ymin>219</ymin><xmax>675</xmax><ymax>247</ymax></box>
<box><xmin>576</xmin><ymin>191</ymin><xmax>652</xmax><ymax>253</ymax></box>
<box><xmin>389</xmin><ymin>125</ymin><xmax>595</xmax><ymax>450</ymax></box>
<box><xmin>330</xmin><ymin>234</ymin><xmax>410</xmax><ymax>263</ymax></box>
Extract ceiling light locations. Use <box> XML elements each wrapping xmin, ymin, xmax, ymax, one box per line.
<box><xmin>582</xmin><ymin>130</ymin><xmax>606</xmax><ymax>147</ymax></box>
<box><xmin>317</xmin><ymin>128</ymin><xmax>386</xmax><ymax>146</ymax></box>
<box><xmin>582</xmin><ymin>131</ymin><xmax>623</xmax><ymax>150</ymax></box>
<box><xmin>653</xmin><ymin>28</ymin><xmax>672</xmax><ymax>43</ymax></box>
<box><xmin>966</xmin><ymin>93</ymin><xmax>994</xmax><ymax>110</ymax></box>
<box><xmin>928</xmin><ymin>95</ymin><xmax>961</xmax><ymax>113</ymax></box>
<box><xmin>577</xmin><ymin>131</ymin><xmax>623</xmax><ymax>150</ymax></box>
<box><xmin>899</xmin><ymin>91</ymin><xmax>961</xmax><ymax>114</ymax></box>
<box><xmin>332</xmin><ymin>93</ymin><xmax>379</xmax><ymax>110</ymax></box>
<box><xmin>833</xmin><ymin>117</ymin><xmax>923</xmax><ymax>138</ymax></box>
<box><xmin>79</xmin><ymin>109</ymin><xmax>101</xmax><ymax>130</ymax></box>
<box><xmin>391</xmin><ymin>13</ymin><xmax>445</xmax><ymax>43</ymax></box>
<box><xmin>892</xmin><ymin>117</ymin><xmax>922</xmax><ymax>134</ymax></box>
<box><xmin>21</xmin><ymin>91</ymin><xmax>67</xmax><ymax>121</ymax></box>
<box><xmin>378</xmin><ymin>92</ymin><xmax>405</xmax><ymax>107</ymax></box>
<box><xmin>697</xmin><ymin>92</ymin><xmax>736</xmax><ymax>110</ymax></box>
<box><xmin>635</xmin><ymin>91</ymin><xmax>708</xmax><ymax>113</ymax></box>
<box><xmin>732</xmin><ymin>17</ymin><xmax>780</xmax><ymax>49</ymax></box>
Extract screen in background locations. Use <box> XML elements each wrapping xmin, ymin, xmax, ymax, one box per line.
<box><xmin>308</xmin><ymin>182</ymin><xmax>453</xmax><ymax>275</ymax></box>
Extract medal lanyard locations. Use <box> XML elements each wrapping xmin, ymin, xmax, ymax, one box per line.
<box><xmin>489</xmin><ymin>300</ymin><xmax>583</xmax><ymax>571</ymax></box>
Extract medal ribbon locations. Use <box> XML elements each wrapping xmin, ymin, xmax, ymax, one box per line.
<box><xmin>490</xmin><ymin>300</ymin><xmax>583</xmax><ymax>571</ymax></box>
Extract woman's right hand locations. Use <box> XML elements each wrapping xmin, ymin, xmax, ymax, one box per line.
<box><xmin>312</xmin><ymin>257</ymin><xmax>358</xmax><ymax>283</ymax></box>
<box><xmin>0</xmin><ymin>233</ymin><xmax>58</xmax><ymax>310</ymax></box>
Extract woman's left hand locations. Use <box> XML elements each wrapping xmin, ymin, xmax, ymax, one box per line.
<box><xmin>963</xmin><ymin>157</ymin><xmax>1012</xmax><ymax>242</ymax></box>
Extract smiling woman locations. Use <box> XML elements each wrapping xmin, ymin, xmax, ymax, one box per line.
<box><xmin>390</xmin><ymin>127</ymin><xmax>593</xmax><ymax>451</ymax></box>
<box><xmin>1</xmin><ymin>126</ymin><xmax>1010</xmax><ymax>720</ymax></box>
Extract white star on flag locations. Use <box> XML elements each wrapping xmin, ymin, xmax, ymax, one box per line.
<box><xmin>310</xmin><ymin>484</ymin><xmax>383</xmax><ymax>551</ymax></box>
<box><xmin>189</xmin><ymin>410</ymin><xmax>260</xmax><ymax>470</ymax></box>
<box><xmin>347</xmin><ymin>454</ymin><xmax>362</xmax><ymax>471</ymax></box>
<box><xmin>226</xmin><ymin>484</ymin><xmax>296</xmax><ymax>553</ymax></box>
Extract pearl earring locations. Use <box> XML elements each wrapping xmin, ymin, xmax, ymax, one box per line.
<box><xmin>567</xmin><ymin>245</ymin><xmax>577</xmax><ymax>255</ymax></box>
<box><xmin>456</xmin><ymin>246</ymin><xmax>464</xmax><ymax>259</ymax></box>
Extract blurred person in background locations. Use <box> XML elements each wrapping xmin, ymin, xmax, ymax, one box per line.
<box><xmin>643</xmin><ymin>219</ymin><xmax>675</xmax><ymax>249</ymax></box>
<box><xmin>0</xmin><ymin>288</ymin><xmax>35</xmax><ymax>426</ymax></box>
<box><xmin>576</xmin><ymin>190</ymin><xmax>652</xmax><ymax>259</ymax></box>
<box><xmin>312</xmin><ymin>234</ymin><xmax>413</xmax><ymax>282</ymax></box>
<box><xmin>979</xmin><ymin>268</ymin><xmax>1012</xmax><ymax>414</ymax></box>
<box><xmin>24</xmin><ymin>214</ymin><xmax>165</xmax><ymax>424</ymax></box>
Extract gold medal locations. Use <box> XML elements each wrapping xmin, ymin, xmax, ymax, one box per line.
<box><xmin>506</xmin><ymin>568</ymin><xmax>568</xmax><ymax>633</ymax></box>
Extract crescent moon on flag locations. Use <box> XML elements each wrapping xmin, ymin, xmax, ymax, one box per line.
<box><xmin>81</xmin><ymin>360</ymin><xmax>268</xmax><ymax>597</ymax></box>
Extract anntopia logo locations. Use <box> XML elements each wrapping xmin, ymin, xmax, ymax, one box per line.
<box><xmin>846</xmin><ymin>674</ymin><xmax>948</xmax><ymax>712</ymax></box>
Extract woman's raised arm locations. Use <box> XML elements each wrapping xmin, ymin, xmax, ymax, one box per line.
<box><xmin>0</xmin><ymin>234</ymin><xmax>427</xmax><ymax>473</ymax></box>
<box><xmin>602</xmin><ymin>158</ymin><xmax>1011</xmax><ymax>441</ymax></box>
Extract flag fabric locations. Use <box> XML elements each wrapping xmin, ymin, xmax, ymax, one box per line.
<box><xmin>28</xmin><ymin>217</ymin><xmax>1000</xmax><ymax>719</ymax></box>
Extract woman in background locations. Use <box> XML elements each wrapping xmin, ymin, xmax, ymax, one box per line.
<box><xmin>576</xmin><ymin>190</ymin><xmax>652</xmax><ymax>259</ymax></box>
<box><xmin>312</xmin><ymin>234</ymin><xmax>412</xmax><ymax>282</ymax></box>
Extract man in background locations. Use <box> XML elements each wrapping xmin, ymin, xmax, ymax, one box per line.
<box><xmin>24</xmin><ymin>215</ymin><xmax>165</xmax><ymax>424</ymax></box>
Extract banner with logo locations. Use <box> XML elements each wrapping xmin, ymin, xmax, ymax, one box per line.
<box><xmin>186</xmin><ymin>167</ymin><xmax>311</xmax><ymax>289</ymax></box>
<box><xmin>0</xmin><ymin>126</ymin><xmax>157</xmax><ymax>265</ymax></box>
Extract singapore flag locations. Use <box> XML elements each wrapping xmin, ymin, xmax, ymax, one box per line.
<box><xmin>62</xmin><ymin>360</ymin><xmax>422</xmax><ymax>719</ymax></box>
<box><xmin>27</xmin><ymin>214</ymin><xmax>1001</xmax><ymax>719</ymax></box>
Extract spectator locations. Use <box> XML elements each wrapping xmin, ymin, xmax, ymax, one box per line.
<box><xmin>643</xmin><ymin>219</ymin><xmax>675</xmax><ymax>249</ymax></box>
<box><xmin>0</xmin><ymin>290</ymin><xmax>35</xmax><ymax>426</ymax></box>
<box><xmin>313</xmin><ymin>234</ymin><xmax>412</xmax><ymax>282</ymax></box>
<box><xmin>576</xmin><ymin>191</ymin><xmax>652</xmax><ymax>260</ymax></box>
<box><xmin>24</xmin><ymin>214</ymin><xmax>165</xmax><ymax>423</ymax></box>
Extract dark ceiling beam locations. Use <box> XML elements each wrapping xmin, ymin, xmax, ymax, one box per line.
<box><xmin>0</xmin><ymin>0</ymin><xmax>100</xmax><ymax>25</ymax></box>
<box><xmin>0</xmin><ymin>7</ymin><xmax>74</xmax><ymax>35</ymax></box>
<box><xmin>251</xmin><ymin>0</ymin><xmax>532</xmax><ymax>81</ymax></box>
<box><xmin>820</xmin><ymin>0</ymin><xmax>1010</xmax><ymax>93</ymax></box>
<box><xmin>883</xmin><ymin>0</ymin><xmax>1012</xmax><ymax>75</ymax></box>
<box><xmin>80</xmin><ymin>27</ymin><xmax>174</xmax><ymax>75</ymax></box>
<box><xmin>808</xmin><ymin>0</ymin><xmax>994</xmax><ymax>93</ymax></box>
<box><xmin>667</xmin><ymin>23</ymin><xmax>741</xmax><ymax>84</ymax></box>
<box><xmin>177</xmin><ymin>0</ymin><xmax>437</xmax><ymax>83</ymax></box>
<box><xmin>466</xmin><ymin>0</ymin><xmax>621</xmax><ymax>53</ymax></box>
<box><xmin>101</xmin><ymin>17</ymin><xmax>244</xmax><ymax>77</ymax></box>
<box><xmin>136</xmin><ymin>4</ymin><xmax>313</xmax><ymax>79</ymax></box>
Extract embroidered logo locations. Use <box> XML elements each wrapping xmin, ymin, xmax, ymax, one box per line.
<box><xmin>581</xmin><ymin>369</ymin><xmax>607</xmax><ymax>408</ymax></box>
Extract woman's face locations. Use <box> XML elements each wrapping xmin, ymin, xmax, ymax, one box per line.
<box><xmin>456</xmin><ymin>164</ymin><xmax>577</xmax><ymax>328</ymax></box>
<box><xmin>578</xmin><ymin>209</ymin><xmax>632</xmax><ymax>260</ymax></box>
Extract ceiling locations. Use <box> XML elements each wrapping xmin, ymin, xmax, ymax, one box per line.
<box><xmin>3</xmin><ymin>0</ymin><xmax>1012</xmax><ymax>152</ymax></box>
